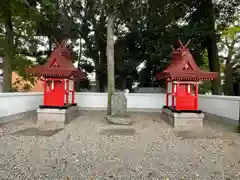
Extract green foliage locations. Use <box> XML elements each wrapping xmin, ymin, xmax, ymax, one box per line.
<box><xmin>0</xmin><ymin>0</ymin><xmax>238</xmax><ymax>92</ymax></box>
<box><xmin>198</xmin><ymin>50</ymin><xmax>211</xmax><ymax>94</ymax></box>
<box><xmin>75</xmin><ymin>78</ymin><xmax>92</xmax><ymax>92</ymax></box>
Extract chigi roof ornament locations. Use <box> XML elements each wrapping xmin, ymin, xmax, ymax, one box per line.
<box><xmin>26</xmin><ymin>40</ymin><xmax>86</xmax><ymax>107</ymax></box>
<box><xmin>27</xmin><ymin>40</ymin><xmax>85</xmax><ymax>78</ymax></box>
<box><xmin>156</xmin><ymin>39</ymin><xmax>218</xmax><ymax>111</ymax></box>
<box><xmin>156</xmin><ymin>39</ymin><xmax>218</xmax><ymax>81</ymax></box>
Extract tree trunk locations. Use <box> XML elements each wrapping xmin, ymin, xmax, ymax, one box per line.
<box><xmin>47</xmin><ymin>36</ymin><xmax>53</xmax><ymax>57</ymax></box>
<box><xmin>224</xmin><ymin>60</ymin><xmax>234</xmax><ymax>95</ymax></box>
<box><xmin>106</xmin><ymin>13</ymin><xmax>115</xmax><ymax>116</ymax></box>
<box><xmin>98</xmin><ymin>9</ymin><xmax>107</xmax><ymax>92</ymax></box>
<box><xmin>76</xmin><ymin>38</ymin><xmax>82</xmax><ymax>92</ymax></box>
<box><xmin>3</xmin><ymin>5</ymin><xmax>14</xmax><ymax>92</ymax></box>
<box><xmin>95</xmin><ymin>71</ymin><xmax>101</xmax><ymax>92</ymax></box>
<box><xmin>95</xmin><ymin>70</ymin><xmax>105</xmax><ymax>92</ymax></box>
<box><xmin>206</xmin><ymin>36</ymin><xmax>221</xmax><ymax>95</ymax></box>
<box><xmin>204</xmin><ymin>0</ymin><xmax>221</xmax><ymax>94</ymax></box>
<box><xmin>93</xmin><ymin>5</ymin><xmax>107</xmax><ymax>93</ymax></box>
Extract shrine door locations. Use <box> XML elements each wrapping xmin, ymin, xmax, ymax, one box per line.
<box><xmin>176</xmin><ymin>83</ymin><xmax>196</xmax><ymax>110</ymax></box>
<box><xmin>45</xmin><ymin>81</ymin><xmax>65</xmax><ymax>106</ymax></box>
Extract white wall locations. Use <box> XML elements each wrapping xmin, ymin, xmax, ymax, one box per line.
<box><xmin>135</xmin><ymin>87</ymin><xmax>165</xmax><ymax>93</ymax></box>
<box><xmin>0</xmin><ymin>92</ymin><xmax>43</xmax><ymax>118</ymax></box>
<box><xmin>75</xmin><ymin>93</ymin><xmax>240</xmax><ymax>121</ymax></box>
<box><xmin>199</xmin><ymin>95</ymin><xmax>240</xmax><ymax>121</ymax></box>
<box><xmin>75</xmin><ymin>92</ymin><xmax>165</xmax><ymax>111</ymax></box>
<box><xmin>0</xmin><ymin>92</ymin><xmax>239</xmax><ymax>122</ymax></box>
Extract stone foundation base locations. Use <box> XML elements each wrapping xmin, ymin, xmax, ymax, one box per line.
<box><xmin>37</xmin><ymin>106</ymin><xmax>79</xmax><ymax>129</ymax></box>
<box><xmin>106</xmin><ymin>115</ymin><xmax>134</xmax><ymax>125</ymax></box>
<box><xmin>162</xmin><ymin>108</ymin><xmax>204</xmax><ymax>128</ymax></box>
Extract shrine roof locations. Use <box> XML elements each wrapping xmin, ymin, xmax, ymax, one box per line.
<box><xmin>156</xmin><ymin>40</ymin><xmax>218</xmax><ymax>81</ymax></box>
<box><xmin>27</xmin><ymin>41</ymin><xmax>86</xmax><ymax>78</ymax></box>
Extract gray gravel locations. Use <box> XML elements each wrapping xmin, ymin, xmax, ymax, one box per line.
<box><xmin>0</xmin><ymin>111</ymin><xmax>239</xmax><ymax>180</ymax></box>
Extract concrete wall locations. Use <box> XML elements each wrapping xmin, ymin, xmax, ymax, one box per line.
<box><xmin>75</xmin><ymin>93</ymin><xmax>165</xmax><ymax>112</ymax></box>
<box><xmin>198</xmin><ymin>95</ymin><xmax>240</xmax><ymax>121</ymax></box>
<box><xmin>135</xmin><ymin>87</ymin><xmax>165</xmax><ymax>93</ymax></box>
<box><xmin>0</xmin><ymin>92</ymin><xmax>239</xmax><ymax>122</ymax></box>
<box><xmin>0</xmin><ymin>92</ymin><xmax>43</xmax><ymax>118</ymax></box>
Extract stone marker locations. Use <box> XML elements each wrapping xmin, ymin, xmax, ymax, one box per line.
<box><xmin>111</xmin><ymin>91</ymin><xmax>127</xmax><ymax>116</ymax></box>
<box><xmin>106</xmin><ymin>91</ymin><xmax>133</xmax><ymax>125</ymax></box>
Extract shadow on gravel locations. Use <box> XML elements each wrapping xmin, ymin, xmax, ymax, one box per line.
<box><xmin>11</xmin><ymin>127</ymin><xmax>63</xmax><ymax>137</ymax></box>
<box><xmin>175</xmin><ymin>129</ymin><xmax>222</xmax><ymax>139</ymax></box>
<box><xmin>100</xmin><ymin>128</ymin><xmax>136</xmax><ymax>136</ymax></box>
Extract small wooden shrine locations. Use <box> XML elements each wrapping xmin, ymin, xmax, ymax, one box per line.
<box><xmin>156</xmin><ymin>40</ymin><xmax>218</xmax><ymax>111</ymax></box>
<box><xmin>27</xmin><ymin>41</ymin><xmax>86</xmax><ymax>108</ymax></box>
<box><xmin>27</xmin><ymin>41</ymin><xmax>85</xmax><ymax>128</ymax></box>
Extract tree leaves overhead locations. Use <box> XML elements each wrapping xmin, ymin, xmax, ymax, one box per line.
<box><xmin>0</xmin><ymin>0</ymin><xmax>239</xmax><ymax>92</ymax></box>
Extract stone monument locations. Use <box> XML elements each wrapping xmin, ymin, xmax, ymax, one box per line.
<box><xmin>106</xmin><ymin>91</ymin><xmax>133</xmax><ymax>125</ymax></box>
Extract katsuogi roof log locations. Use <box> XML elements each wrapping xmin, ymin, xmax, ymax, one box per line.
<box><xmin>27</xmin><ymin>41</ymin><xmax>86</xmax><ymax>79</ymax></box>
<box><xmin>156</xmin><ymin>40</ymin><xmax>218</xmax><ymax>81</ymax></box>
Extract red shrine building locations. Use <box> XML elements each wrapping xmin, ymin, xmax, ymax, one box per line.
<box><xmin>156</xmin><ymin>40</ymin><xmax>218</xmax><ymax>111</ymax></box>
<box><xmin>27</xmin><ymin>41</ymin><xmax>86</xmax><ymax>108</ymax></box>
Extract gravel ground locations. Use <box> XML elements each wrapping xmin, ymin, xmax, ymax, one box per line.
<box><xmin>0</xmin><ymin>111</ymin><xmax>239</xmax><ymax>180</ymax></box>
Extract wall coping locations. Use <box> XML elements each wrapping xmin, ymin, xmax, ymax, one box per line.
<box><xmin>0</xmin><ymin>92</ymin><xmax>43</xmax><ymax>97</ymax></box>
<box><xmin>199</xmin><ymin>94</ymin><xmax>240</xmax><ymax>101</ymax></box>
<box><xmin>76</xmin><ymin>92</ymin><xmax>240</xmax><ymax>100</ymax></box>
<box><xmin>0</xmin><ymin>92</ymin><xmax>239</xmax><ymax>101</ymax></box>
<box><xmin>75</xmin><ymin>92</ymin><xmax>165</xmax><ymax>97</ymax></box>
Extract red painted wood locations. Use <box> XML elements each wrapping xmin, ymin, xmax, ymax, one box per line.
<box><xmin>195</xmin><ymin>83</ymin><xmax>199</xmax><ymax>110</ymax></box>
<box><xmin>43</xmin><ymin>79</ymin><xmax>47</xmax><ymax>105</ymax></box>
<box><xmin>66</xmin><ymin>79</ymin><xmax>69</xmax><ymax>104</ymax></box>
<box><xmin>175</xmin><ymin>82</ymin><xmax>179</xmax><ymax>110</ymax></box>
<box><xmin>44</xmin><ymin>81</ymin><xmax>65</xmax><ymax>106</ymax></box>
<box><xmin>72</xmin><ymin>81</ymin><xmax>75</xmax><ymax>104</ymax></box>
<box><xmin>26</xmin><ymin>41</ymin><xmax>86</xmax><ymax>107</ymax></box>
<box><xmin>166</xmin><ymin>82</ymin><xmax>168</xmax><ymax>106</ymax></box>
<box><xmin>156</xmin><ymin>40</ymin><xmax>218</xmax><ymax>111</ymax></box>
<box><xmin>156</xmin><ymin>40</ymin><xmax>218</xmax><ymax>81</ymax></box>
<box><xmin>172</xmin><ymin>82</ymin><xmax>174</xmax><ymax>108</ymax></box>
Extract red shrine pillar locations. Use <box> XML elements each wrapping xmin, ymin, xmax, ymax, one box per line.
<box><xmin>175</xmin><ymin>82</ymin><xmax>179</xmax><ymax>110</ymax></box>
<box><xmin>43</xmin><ymin>79</ymin><xmax>47</xmax><ymax>105</ymax></box>
<box><xmin>65</xmin><ymin>79</ymin><xmax>69</xmax><ymax>104</ymax></box>
<box><xmin>165</xmin><ymin>81</ymin><xmax>169</xmax><ymax>107</ymax></box>
<box><xmin>171</xmin><ymin>81</ymin><xmax>174</xmax><ymax>108</ymax></box>
<box><xmin>72</xmin><ymin>81</ymin><xmax>75</xmax><ymax>104</ymax></box>
<box><xmin>195</xmin><ymin>82</ymin><xmax>199</xmax><ymax>110</ymax></box>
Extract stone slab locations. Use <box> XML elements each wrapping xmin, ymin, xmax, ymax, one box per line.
<box><xmin>37</xmin><ymin>105</ymin><xmax>79</xmax><ymax>128</ymax></box>
<box><xmin>100</xmin><ymin>127</ymin><xmax>135</xmax><ymax>136</ymax></box>
<box><xmin>161</xmin><ymin>108</ymin><xmax>204</xmax><ymax>129</ymax></box>
<box><xmin>106</xmin><ymin>115</ymin><xmax>134</xmax><ymax>125</ymax></box>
